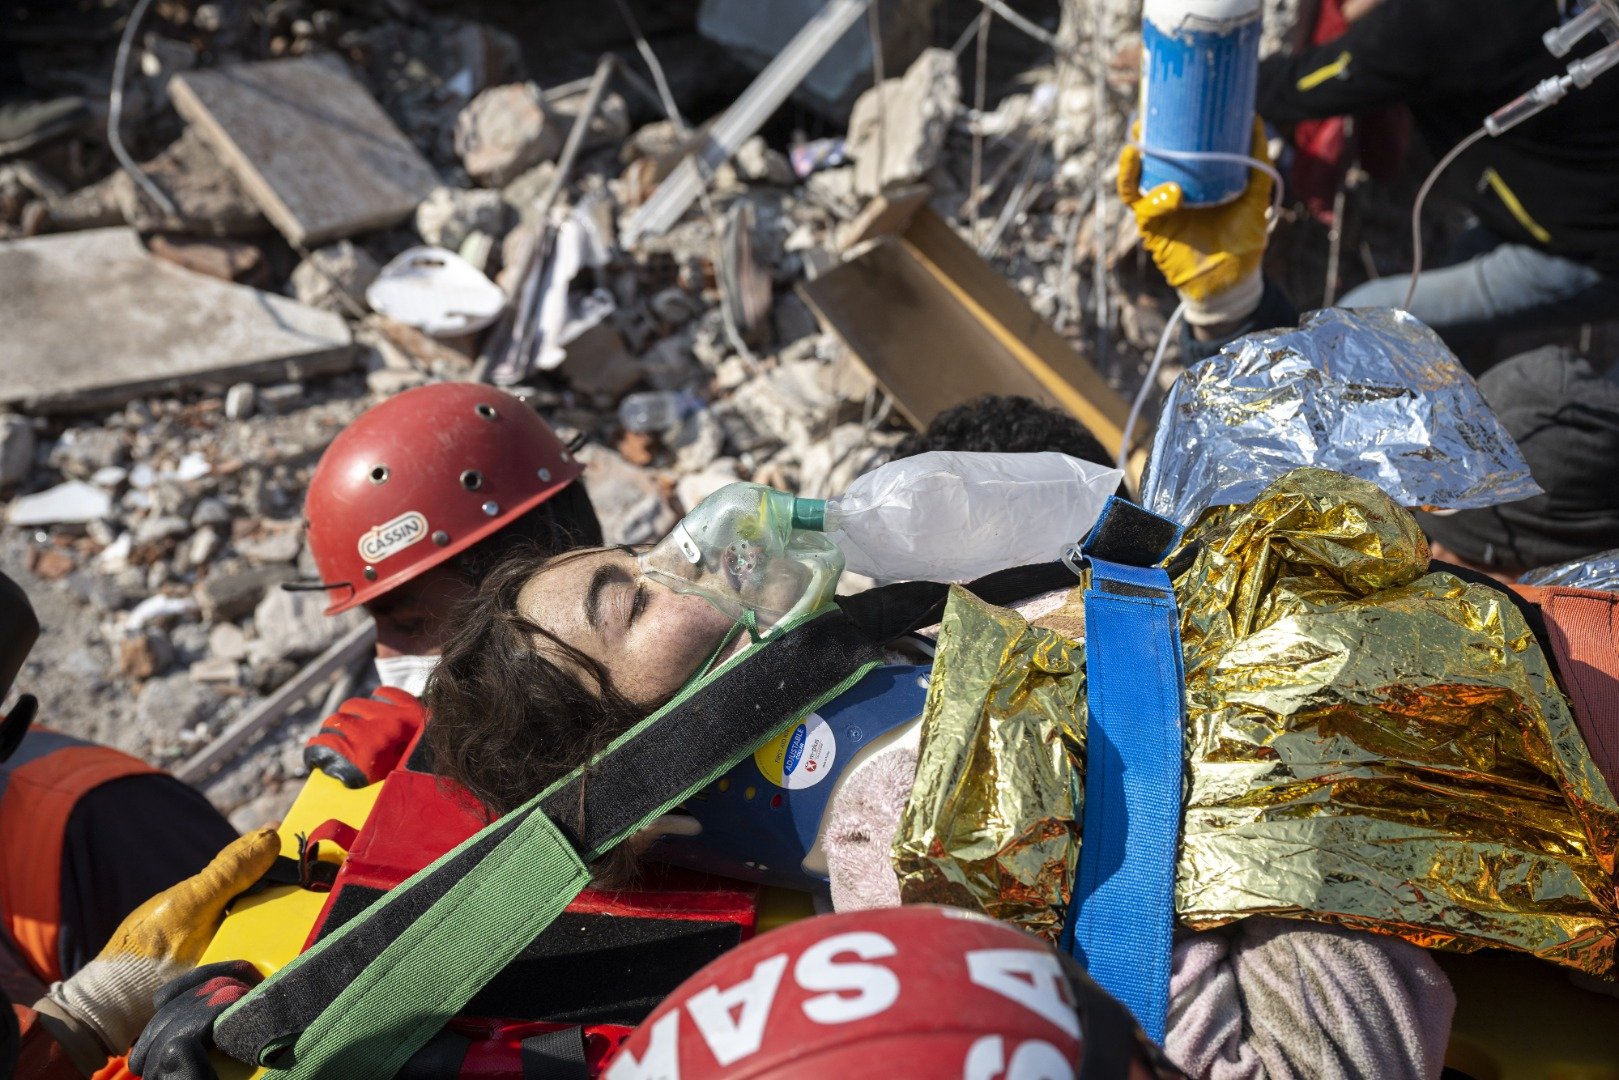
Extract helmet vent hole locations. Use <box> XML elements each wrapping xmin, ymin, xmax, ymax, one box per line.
<box><xmin>369</xmin><ymin>465</ymin><xmax>390</xmax><ymax>485</ymax></box>
<box><xmin>460</xmin><ymin>470</ymin><xmax>483</xmax><ymax>491</ymax></box>
<box><xmin>475</xmin><ymin>403</ymin><xmax>498</xmax><ymax>421</ymax></box>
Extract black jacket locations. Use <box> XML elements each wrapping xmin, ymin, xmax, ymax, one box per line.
<box><xmin>1258</xmin><ymin>0</ymin><xmax>1619</xmax><ymax>275</ymax></box>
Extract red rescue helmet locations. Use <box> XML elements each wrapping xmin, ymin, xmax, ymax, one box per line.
<box><xmin>604</xmin><ymin>905</ymin><xmax>1175</xmax><ymax>1080</ymax></box>
<box><xmin>305</xmin><ymin>383</ymin><xmax>584</xmax><ymax>615</ymax></box>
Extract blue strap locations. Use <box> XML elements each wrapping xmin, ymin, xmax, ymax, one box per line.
<box><xmin>1063</xmin><ymin>512</ymin><xmax>1187</xmax><ymax>1044</ymax></box>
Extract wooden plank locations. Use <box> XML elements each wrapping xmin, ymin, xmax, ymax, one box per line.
<box><xmin>837</xmin><ymin>183</ymin><xmax>933</xmax><ymax>250</ymax></box>
<box><xmin>0</xmin><ymin>228</ymin><xmax>353</xmax><ymax>414</ymax></box>
<box><xmin>799</xmin><ymin>237</ymin><xmax>1069</xmax><ymax>429</ymax></box>
<box><xmin>800</xmin><ymin>210</ymin><xmax>1136</xmax><ymax>454</ymax></box>
<box><xmin>899</xmin><ymin>207</ymin><xmax>1132</xmax><ymax>451</ymax></box>
<box><xmin>170</xmin><ymin>57</ymin><xmax>439</xmax><ymax>247</ymax></box>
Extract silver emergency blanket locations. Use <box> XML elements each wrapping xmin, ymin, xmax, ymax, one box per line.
<box><xmin>1522</xmin><ymin>548</ymin><xmax>1619</xmax><ymax>592</ymax></box>
<box><xmin>1141</xmin><ymin>308</ymin><xmax>1541</xmax><ymax>526</ymax></box>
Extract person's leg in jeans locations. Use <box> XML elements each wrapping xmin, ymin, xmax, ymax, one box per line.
<box><xmin>1338</xmin><ymin>238</ymin><xmax>1619</xmax><ymax>374</ymax></box>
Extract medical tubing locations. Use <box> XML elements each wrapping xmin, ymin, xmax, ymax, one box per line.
<box><xmin>1117</xmin><ymin>144</ymin><xmax>1281</xmax><ymax>466</ymax></box>
<box><xmin>1119</xmin><ymin>300</ymin><xmax>1187</xmax><ymax>470</ymax></box>
<box><xmin>1402</xmin><ymin>126</ymin><xmax>1489</xmax><ymax>312</ymax></box>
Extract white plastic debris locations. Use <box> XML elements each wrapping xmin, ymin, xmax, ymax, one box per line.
<box><xmin>174</xmin><ymin>452</ymin><xmax>212</xmax><ymax>482</ymax></box>
<box><xmin>366</xmin><ymin>246</ymin><xmax>507</xmax><ymax>337</ymax></box>
<box><xmin>7</xmin><ymin>479</ymin><xmax>113</xmax><ymax>526</ymax></box>
<box><xmin>126</xmin><ymin>593</ymin><xmax>199</xmax><ymax>631</ymax></box>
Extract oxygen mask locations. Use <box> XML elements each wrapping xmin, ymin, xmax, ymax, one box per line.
<box><xmin>639</xmin><ymin>483</ymin><xmax>844</xmax><ymax>636</ymax></box>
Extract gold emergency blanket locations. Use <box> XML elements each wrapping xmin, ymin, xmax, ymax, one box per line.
<box><xmin>892</xmin><ymin>590</ymin><xmax>1086</xmax><ymax>938</ymax></box>
<box><xmin>895</xmin><ymin>467</ymin><xmax>1619</xmax><ymax>974</ymax></box>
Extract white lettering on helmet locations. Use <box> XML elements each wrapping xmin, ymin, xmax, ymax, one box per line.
<box><xmin>794</xmin><ymin>931</ymin><xmax>900</xmax><ymax>1025</ymax></box>
<box><xmin>685</xmin><ymin>954</ymin><xmax>789</xmax><ymax>1067</ymax></box>
<box><xmin>965</xmin><ymin>950</ymin><xmax>1081</xmax><ymax>1040</ymax></box>
<box><xmin>605</xmin><ymin>1011</ymin><xmax>680</xmax><ymax>1080</ymax></box>
<box><xmin>357</xmin><ymin>511</ymin><xmax>428</xmax><ymax>565</ymax></box>
<box><xmin>964</xmin><ymin>1035</ymin><xmax>1075</xmax><ymax>1080</ymax></box>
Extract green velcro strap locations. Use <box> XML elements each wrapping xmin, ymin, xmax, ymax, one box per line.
<box><xmin>267</xmin><ymin>810</ymin><xmax>588</xmax><ymax>1079</ymax></box>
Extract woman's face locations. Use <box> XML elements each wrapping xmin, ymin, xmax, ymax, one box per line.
<box><xmin>516</xmin><ymin>547</ymin><xmax>741</xmax><ymax>708</ymax></box>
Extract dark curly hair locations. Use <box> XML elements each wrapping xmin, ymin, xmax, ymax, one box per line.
<box><xmin>893</xmin><ymin>394</ymin><xmax>1116</xmax><ymax>467</ymax></box>
<box><xmin>423</xmin><ymin>545</ymin><xmax>650</xmax><ymax>884</ymax></box>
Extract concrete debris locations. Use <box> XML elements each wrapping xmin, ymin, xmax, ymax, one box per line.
<box><xmin>119</xmin><ymin>627</ymin><xmax>175</xmax><ymax>680</ymax></box>
<box><xmin>848</xmin><ymin>48</ymin><xmax>960</xmax><ymax>198</ymax></box>
<box><xmin>171</xmin><ymin>57</ymin><xmax>440</xmax><ymax>246</ymax></box>
<box><xmin>250</xmin><ymin>586</ymin><xmax>361</xmax><ymax>665</ymax></box>
<box><xmin>195</xmin><ymin>565</ymin><xmax>297</xmax><ymax>624</ymax></box>
<box><xmin>115</xmin><ymin>129</ymin><xmax>267</xmax><ymax>238</ymax></box>
<box><xmin>291</xmin><ymin>241</ymin><xmax>381</xmax><ymax>315</ymax></box>
<box><xmin>0</xmin><ymin>416</ymin><xmax>36</xmax><ymax>489</ymax></box>
<box><xmin>455</xmin><ymin>83</ymin><xmax>562</xmax><ymax>188</ymax></box>
<box><xmin>223</xmin><ymin>383</ymin><xmax>257</xmax><ymax>421</ymax></box>
<box><xmin>1</xmin><ymin>229</ymin><xmax>353</xmax><ymax>413</ymax></box>
<box><xmin>235</xmin><ymin>525</ymin><xmax>302</xmax><ymax>565</ymax></box>
<box><xmin>208</xmin><ymin>622</ymin><xmax>250</xmax><ymax>663</ymax></box>
<box><xmin>8</xmin><ymin>480</ymin><xmax>113</xmax><ymax>527</ymax></box>
<box><xmin>416</xmin><ymin>186</ymin><xmax>508</xmax><ymax>251</ymax></box>
<box><xmin>147</xmin><ymin>235</ymin><xmax>268</xmax><ymax>285</ymax></box>
<box><xmin>577</xmin><ymin>443</ymin><xmax>678</xmax><ymax>547</ymax></box>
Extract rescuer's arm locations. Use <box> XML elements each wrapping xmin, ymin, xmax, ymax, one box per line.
<box><xmin>303</xmin><ymin>686</ymin><xmax>427</xmax><ymax>788</ymax></box>
<box><xmin>1257</xmin><ymin>0</ymin><xmax>1435</xmax><ymax>126</ymax></box>
<box><xmin>34</xmin><ymin>829</ymin><xmax>279</xmax><ymax>1075</ymax></box>
<box><xmin>1165</xmin><ymin>918</ymin><xmax>1455</xmax><ymax>1080</ymax></box>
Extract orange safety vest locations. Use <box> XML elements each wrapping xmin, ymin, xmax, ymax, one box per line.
<box><xmin>0</xmin><ymin>729</ymin><xmax>157</xmax><ymax>984</ymax></box>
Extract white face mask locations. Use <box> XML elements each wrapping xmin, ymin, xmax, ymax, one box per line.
<box><xmin>373</xmin><ymin>654</ymin><xmax>440</xmax><ymax>697</ymax></box>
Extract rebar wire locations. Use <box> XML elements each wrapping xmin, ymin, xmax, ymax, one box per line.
<box><xmin>612</xmin><ymin>0</ymin><xmax>688</xmax><ymax>133</ymax></box>
<box><xmin>1090</xmin><ymin>0</ymin><xmax>1110</xmax><ymax>366</ymax></box>
<box><xmin>867</xmin><ymin>0</ymin><xmax>887</xmax><ymax>192</ymax></box>
<box><xmin>968</xmin><ymin>6</ymin><xmax>991</xmax><ymax>241</ymax></box>
<box><xmin>109</xmin><ymin>0</ymin><xmax>176</xmax><ymax>218</ymax></box>
<box><xmin>976</xmin><ymin>0</ymin><xmax>1062</xmax><ymax>50</ymax></box>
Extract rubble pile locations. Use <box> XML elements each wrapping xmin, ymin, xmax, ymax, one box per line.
<box><xmin>1</xmin><ymin>0</ymin><xmax>1348</xmax><ymax>828</ymax></box>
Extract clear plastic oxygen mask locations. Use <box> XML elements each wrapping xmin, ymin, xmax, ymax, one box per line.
<box><xmin>639</xmin><ymin>483</ymin><xmax>844</xmax><ymax>636</ymax></box>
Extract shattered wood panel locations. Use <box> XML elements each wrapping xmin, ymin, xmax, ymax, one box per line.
<box><xmin>801</xmin><ymin>208</ymin><xmax>1132</xmax><ymax>449</ymax></box>
<box><xmin>799</xmin><ymin>237</ymin><xmax>1068</xmax><ymax>429</ymax></box>
<box><xmin>0</xmin><ymin>229</ymin><xmax>353</xmax><ymax>414</ymax></box>
<box><xmin>170</xmin><ymin>57</ymin><xmax>440</xmax><ymax>247</ymax></box>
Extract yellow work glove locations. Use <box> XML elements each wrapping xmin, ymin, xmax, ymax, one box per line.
<box><xmin>1118</xmin><ymin>119</ymin><xmax>1274</xmax><ymax>326</ymax></box>
<box><xmin>33</xmin><ymin>827</ymin><xmax>279</xmax><ymax>1074</ymax></box>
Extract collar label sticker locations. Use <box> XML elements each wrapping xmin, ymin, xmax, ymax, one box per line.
<box><xmin>358</xmin><ymin>511</ymin><xmax>428</xmax><ymax>564</ymax></box>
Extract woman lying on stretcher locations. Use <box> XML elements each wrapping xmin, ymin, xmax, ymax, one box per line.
<box><xmin>416</xmin><ymin>468</ymin><xmax>1583</xmax><ymax>1080</ymax></box>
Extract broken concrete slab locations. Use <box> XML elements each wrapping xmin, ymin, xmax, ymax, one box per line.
<box><xmin>115</xmin><ymin>128</ymin><xmax>267</xmax><ymax>238</ymax></box>
<box><xmin>454</xmin><ymin>82</ymin><xmax>562</xmax><ymax>188</ymax></box>
<box><xmin>7</xmin><ymin>479</ymin><xmax>113</xmax><ymax>527</ymax></box>
<box><xmin>0</xmin><ymin>228</ymin><xmax>353</xmax><ymax>413</ymax></box>
<box><xmin>170</xmin><ymin>56</ymin><xmax>441</xmax><ymax>247</ymax></box>
<box><xmin>848</xmin><ymin>48</ymin><xmax>959</xmax><ymax>198</ymax></box>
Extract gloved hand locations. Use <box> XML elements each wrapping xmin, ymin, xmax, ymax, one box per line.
<box><xmin>1118</xmin><ymin>118</ymin><xmax>1274</xmax><ymax>327</ymax></box>
<box><xmin>127</xmin><ymin>960</ymin><xmax>262</xmax><ymax>1080</ymax></box>
<box><xmin>35</xmin><ymin>829</ymin><xmax>279</xmax><ymax>1074</ymax></box>
<box><xmin>303</xmin><ymin>686</ymin><xmax>426</xmax><ymax>788</ymax></box>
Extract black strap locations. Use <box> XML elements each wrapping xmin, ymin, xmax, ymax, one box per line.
<box><xmin>520</xmin><ymin>1026</ymin><xmax>589</xmax><ymax>1080</ymax></box>
<box><xmin>1059</xmin><ymin>951</ymin><xmax>1184</xmax><ymax>1080</ymax></box>
<box><xmin>835</xmin><ymin>561</ymin><xmax>1078</xmax><ymax>643</ymax></box>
